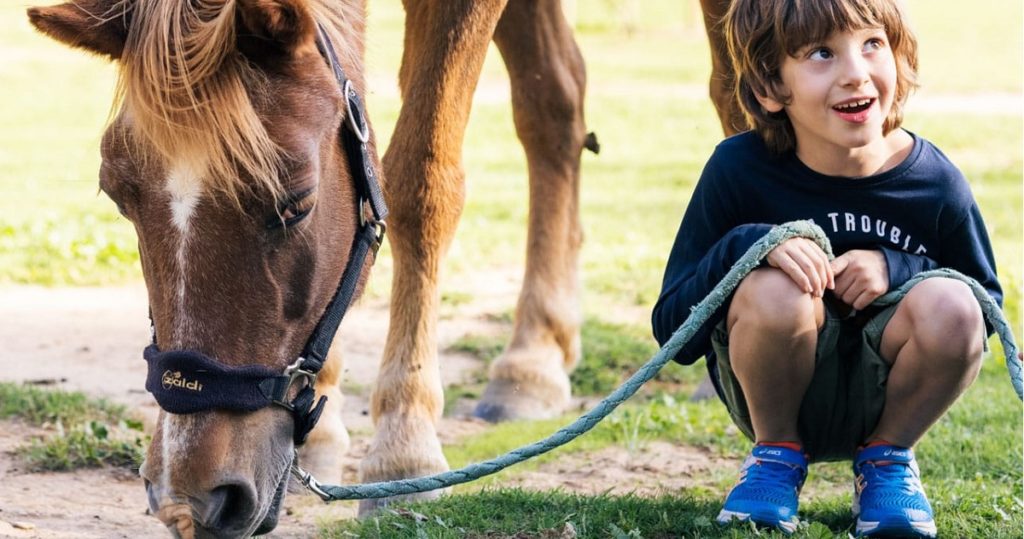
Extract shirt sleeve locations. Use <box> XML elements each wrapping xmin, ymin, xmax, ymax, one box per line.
<box><xmin>652</xmin><ymin>223</ymin><xmax>773</xmax><ymax>364</ymax></box>
<box><xmin>880</xmin><ymin>246</ymin><xmax>939</xmax><ymax>290</ymax></box>
<box><xmin>883</xmin><ymin>199</ymin><xmax>1001</xmax><ymax>335</ymax></box>
<box><xmin>941</xmin><ymin>202</ymin><xmax>1002</xmax><ymax>308</ymax></box>
<box><xmin>651</xmin><ymin>156</ymin><xmax>772</xmax><ymax>364</ymax></box>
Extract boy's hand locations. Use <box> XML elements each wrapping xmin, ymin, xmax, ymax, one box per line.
<box><xmin>830</xmin><ymin>250</ymin><xmax>889</xmax><ymax>310</ymax></box>
<box><xmin>766</xmin><ymin>238</ymin><xmax>834</xmax><ymax>297</ymax></box>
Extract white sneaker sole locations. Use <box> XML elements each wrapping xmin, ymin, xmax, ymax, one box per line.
<box><xmin>718</xmin><ymin>509</ymin><xmax>799</xmax><ymax>534</ymax></box>
<box><xmin>856</xmin><ymin>518</ymin><xmax>937</xmax><ymax>538</ymax></box>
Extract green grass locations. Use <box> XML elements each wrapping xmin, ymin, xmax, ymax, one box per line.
<box><xmin>446</xmin><ymin>317</ymin><xmax>699</xmax><ymax>400</ymax></box>
<box><xmin>324</xmin><ymin>486</ymin><xmax>1021</xmax><ymax>539</ymax></box>
<box><xmin>0</xmin><ymin>381</ymin><xmax>126</xmax><ymax>426</ymax></box>
<box><xmin>18</xmin><ymin>419</ymin><xmax>146</xmax><ymax>472</ymax></box>
<box><xmin>0</xmin><ymin>382</ymin><xmax>146</xmax><ymax>471</ymax></box>
<box><xmin>572</xmin><ymin>319</ymin><xmax>698</xmax><ymax>395</ymax></box>
<box><xmin>331</xmin><ymin>356</ymin><xmax>1020</xmax><ymax>537</ymax></box>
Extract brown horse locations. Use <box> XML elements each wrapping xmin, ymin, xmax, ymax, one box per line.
<box><xmin>27</xmin><ymin>0</ymin><xmax>738</xmax><ymax>535</ymax></box>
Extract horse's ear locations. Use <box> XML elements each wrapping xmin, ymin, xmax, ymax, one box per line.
<box><xmin>27</xmin><ymin>0</ymin><xmax>128</xmax><ymax>60</ymax></box>
<box><xmin>236</xmin><ymin>0</ymin><xmax>317</xmax><ymax>59</ymax></box>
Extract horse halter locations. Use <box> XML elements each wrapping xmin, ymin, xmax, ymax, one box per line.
<box><xmin>142</xmin><ymin>24</ymin><xmax>387</xmax><ymax>446</ymax></box>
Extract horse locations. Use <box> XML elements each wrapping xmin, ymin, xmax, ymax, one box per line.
<box><xmin>27</xmin><ymin>0</ymin><xmax>738</xmax><ymax>535</ymax></box>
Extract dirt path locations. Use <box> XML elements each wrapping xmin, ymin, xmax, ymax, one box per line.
<box><xmin>0</xmin><ymin>276</ymin><xmax>723</xmax><ymax>538</ymax></box>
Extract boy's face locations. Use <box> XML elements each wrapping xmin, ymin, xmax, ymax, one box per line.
<box><xmin>758</xmin><ymin>27</ymin><xmax>899</xmax><ymax>168</ymax></box>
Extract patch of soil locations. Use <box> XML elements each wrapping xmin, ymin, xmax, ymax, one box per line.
<box><xmin>0</xmin><ymin>278</ymin><xmax>722</xmax><ymax>537</ymax></box>
<box><xmin>0</xmin><ymin>420</ymin><xmax>164</xmax><ymax>538</ymax></box>
<box><xmin>502</xmin><ymin>441</ymin><xmax>728</xmax><ymax>497</ymax></box>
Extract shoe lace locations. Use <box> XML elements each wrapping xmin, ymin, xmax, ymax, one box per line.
<box><xmin>864</xmin><ymin>461</ymin><xmax>911</xmax><ymax>482</ymax></box>
<box><xmin>746</xmin><ymin>459</ymin><xmax>804</xmax><ymax>491</ymax></box>
<box><xmin>861</xmin><ymin>460</ymin><xmax>927</xmax><ymax>503</ymax></box>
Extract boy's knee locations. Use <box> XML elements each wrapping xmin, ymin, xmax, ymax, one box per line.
<box><xmin>731</xmin><ymin>268</ymin><xmax>818</xmax><ymax>328</ymax></box>
<box><xmin>904</xmin><ymin>278</ymin><xmax>984</xmax><ymax>356</ymax></box>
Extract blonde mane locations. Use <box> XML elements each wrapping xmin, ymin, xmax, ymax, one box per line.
<box><xmin>113</xmin><ymin>0</ymin><xmax>363</xmax><ymax>203</ymax></box>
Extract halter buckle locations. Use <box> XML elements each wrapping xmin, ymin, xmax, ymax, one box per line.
<box><xmin>358</xmin><ymin>198</ymin><xmax>387</xmax><ymax>255</ymax></box>
<box><xmin>371</xmin><ymin>220</ymin><xmax>387</xmax><ymax>255</ymax></box>
<box><xmin>273</xmin><ymin>356</ymin><xmax>318</xmax><ymax>410</ymax></box>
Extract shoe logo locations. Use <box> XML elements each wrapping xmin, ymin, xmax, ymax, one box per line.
<box><xmin>162</xmin><ymin>370</ymin><xmax>204</xmax><ymax>392</ymax></box>
<box><xmin>883</xmin><ymin>449</ymin><xmax>908</xmax><ymax>458</ymax></box>
<box><xmin>763</xmin><ymin>449</ymin><xmax>782</xmax><ymax>456</ymax></box>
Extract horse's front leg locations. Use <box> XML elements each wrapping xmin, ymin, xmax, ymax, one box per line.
<box><xmin>358</xmin><ymin>0</ymin><xmax>509</xmax><ymax>515</ymax></box>
<box><xmin>473</xmin><ymin>0</ymin><xmax>589</xmax><ymax>422</ymax></box>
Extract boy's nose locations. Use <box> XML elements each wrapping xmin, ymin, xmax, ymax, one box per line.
<box><xmin>839</xmin><ymin>55</ymin><xmax>871</xmax><ymax>87</ymax></box>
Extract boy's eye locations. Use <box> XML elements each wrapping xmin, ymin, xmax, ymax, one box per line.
<box><xmin>808</xmin><ymin>47</ymin><xmax>832</xmax><ymax>60</ymax></box>
<box><xmin>863</xmin><ymin>38</ymin><xmax>886</xmax><ymax>52</ymax></box>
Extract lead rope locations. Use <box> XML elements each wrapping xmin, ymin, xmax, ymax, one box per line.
<box><xmin>292</xmin><ymin>220</ymin><xmax>1022</xmax><ymax>501</ymax></box>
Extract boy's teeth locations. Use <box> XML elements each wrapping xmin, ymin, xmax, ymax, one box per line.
<box><xmin>835</xmin><ymin>99</ymin><xmax>872</xmax><ymax>110</ymax></box>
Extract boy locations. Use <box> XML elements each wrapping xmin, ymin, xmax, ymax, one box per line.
<box><xmin>651</xmin><ymin>0</ymin><xmax>1002</xmax><ymax>536</ymax></box>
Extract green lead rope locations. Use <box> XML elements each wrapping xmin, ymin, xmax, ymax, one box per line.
<box><xmin>291</xmin><ymin>220</ymin><xmax>1022</xmax><ymax>502</ymax></box>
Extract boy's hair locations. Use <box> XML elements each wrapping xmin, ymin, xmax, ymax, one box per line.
<box><xmin>724</xmin><ymin>0</ymin><xmax>919</xmax><ymax>154</ymax></box>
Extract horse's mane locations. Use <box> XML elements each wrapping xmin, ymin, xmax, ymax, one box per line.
<box><xmin>111</xmin><ymin>0</ymin><xmax>363</xmax><ymax>203</ymax></box>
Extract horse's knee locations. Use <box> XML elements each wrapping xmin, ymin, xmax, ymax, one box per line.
<box><xmin>731</xmin><ymin>268</ymin><xmax>819</xmax><ymax>331</ymax></box>
<box><xmin>508</xmin><ymin>65</ymin><xmax>586</xmax><ymax>160</ymax></box>
<box><xmin>495</xmin><ymin>2</ymin><xmax>586</xmax><ymax>156</ymax></box>
<box><xmin>902</xmin><ymin>278</ymin><xmax>984</xmax><ymax>360</ymax></box>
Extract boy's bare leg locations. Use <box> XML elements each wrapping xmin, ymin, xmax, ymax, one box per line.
<box><xmin>868</xmin><ymin>278</ymin><xmax>985</xmax><ymax>447</ymax></box>
<box><xmin>727</xmin><ymin>268</ymin><xmax>825</xmax><ymax>443</ymax></box>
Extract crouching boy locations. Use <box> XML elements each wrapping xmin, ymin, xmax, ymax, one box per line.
<box><xmin>651</xmin><ymin>0</ymin><xmax>1002</xmax><ymax>536</ymax></box>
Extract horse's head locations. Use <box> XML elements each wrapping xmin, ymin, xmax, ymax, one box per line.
<box><xmin>28</xmin><ymin>0</ymin><xmax>377</xmax><ymax>536</ymax></box>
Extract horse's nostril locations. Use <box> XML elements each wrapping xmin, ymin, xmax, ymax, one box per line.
<box><xmin>202</xmin><ymin>482</ymin><xmax>258</xmax><ymax>533</ymax></box>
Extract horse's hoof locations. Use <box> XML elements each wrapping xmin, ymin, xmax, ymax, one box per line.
<box><xmin>473</xmin><ymin>377</ymin><xmax>567</xmax><ymax>423</ymax></box>
<box><xmin>356</xmin><ymin>488</ymin><xmax>445</xmax><ymax>517</ymax></box>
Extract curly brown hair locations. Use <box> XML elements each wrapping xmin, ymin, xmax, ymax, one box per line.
<box><xmin>724</xmin><ymin>0</ymin><xmax>919</xmax><ymax>154</ymax></box>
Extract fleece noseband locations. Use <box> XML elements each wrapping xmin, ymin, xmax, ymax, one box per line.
<box><xmin>143</xmin><ymin>24</ymin><xmax>387</xmax><ymax>446</ymax></box>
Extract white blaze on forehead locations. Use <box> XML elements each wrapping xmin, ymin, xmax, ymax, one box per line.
<box><xmin>165</xmin><ymin>160</ymin><xmax>205</xmax><ymax>233</ymax></box>
<box><xmin>164</xmin><ymin>158</ymin><xmax>205</xmax><ymax>345</ymax></box>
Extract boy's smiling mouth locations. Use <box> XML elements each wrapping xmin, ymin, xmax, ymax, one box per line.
<box><xmin>832</xmin><ymin>97</ymin><xmax>876</xmax><ymax>122</ymax></box>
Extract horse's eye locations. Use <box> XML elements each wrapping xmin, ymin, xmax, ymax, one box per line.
<box><xmin>267</xmin><ymin>190</ymin><xmax>316</xmax><ymax>229</ymax></box>
<box><xmin>99</xmin><ymin>166</ymin><xmax>133</xmax><ymax>220</ymax></box>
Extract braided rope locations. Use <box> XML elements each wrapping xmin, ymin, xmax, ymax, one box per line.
<box><xmin>292</xmin><ymin>220</ymin><xmax>1022</xmax><ymax>501</ymax></box>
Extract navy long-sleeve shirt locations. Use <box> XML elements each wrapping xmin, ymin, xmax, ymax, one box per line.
<box><xmin>652</xmin><ymin>131</ymin><xmax>1001</xmax><ymax>369</ymax></box>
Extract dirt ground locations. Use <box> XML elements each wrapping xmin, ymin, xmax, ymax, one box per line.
<box><xmin>0</xmin><ymin>275</ymin><xmax>727</xmax><ymax>538</ymax></box>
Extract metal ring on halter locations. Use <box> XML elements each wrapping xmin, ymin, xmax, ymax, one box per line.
<box><xmin>344</xmin><ymin>80</ymin><xmax>370</xmax><ymax>143</ymax></box>
<box><xmin>272</xmin><ymin>356</ymin><xmax>318</xmax><ymax>410</ymax></box>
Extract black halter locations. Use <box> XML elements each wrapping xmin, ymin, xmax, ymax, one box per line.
<box><xmin>142</xmin><ymin>24</ymin><xmax>387</xmax><ymax>446</ymax></box>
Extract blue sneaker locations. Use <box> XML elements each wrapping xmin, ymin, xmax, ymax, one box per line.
<box><xmin>853</xmin><ymin>445</ymin><xmax>936</xmax><ymax>538</ymax></box>
<box><xmin>717</xmin><ymin>444</ymin><xmax>807</xmax><ymax>534</ymax></box>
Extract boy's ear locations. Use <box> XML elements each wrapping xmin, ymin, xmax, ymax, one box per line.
<box><xmin>755</xmin><ymin>90</ymin><xmax>785</xmax><ymax>114</ymax></box>
<box><xmin>235</xmin><ymin>0</ymin><xmax>317</xmax><ymax>59</ymax></box>
<box><xmin>27</xmin><ymin>0</ymin><xmax>128</xmax><ymax>60</ymax></box>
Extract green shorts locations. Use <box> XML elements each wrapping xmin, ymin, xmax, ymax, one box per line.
<box><xmin>711</xmin><ymin>299</ymin><xmax>898</xmax><ymax>462</ymax></box>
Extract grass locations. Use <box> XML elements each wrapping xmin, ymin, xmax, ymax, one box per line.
<box><xmin>331</xmin><ymin>361</ymin><xmax>1021</xmax><ymax>538</ymax></box>
<box><xmin>446</xmin><ymin>316</ymin><xmax>698</xmax><ymax>400</ymax></box>
<box><xmin>572</xmin><ymin>319</ymin><xmax>698</xmax><ymax>395</ymax></box>
<box><xmin>18</xmin><ymin>419</ymin><xmax>146</xmax><ymax>472</ymax></box>
<box><xmin>0</xmin><ymin>381</ymin><xmax>126</xmax><ymax>426</ymax></box>
<box><xmin>0</xmin><ymin>382</ymin><xmax>146</xmax><ymax>471</ymax></box>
